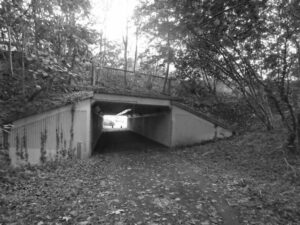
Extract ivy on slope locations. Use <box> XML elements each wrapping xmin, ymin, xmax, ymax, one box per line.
<box><xmin>0</xmin><ymin>91</ymin><xmax>93</xmax><ymax>126</ymax></box>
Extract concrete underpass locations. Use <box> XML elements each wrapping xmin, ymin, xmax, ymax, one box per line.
<box><xmin>6</xmin><ymin>91</ymin><xmax>233</xmax><ymax>166</ymax></box>
<box><xmin>92</xmin><ymin>93</ymin><xmax>172</xmax><ymax>153</ymax></box>
<box><xmin>92</xmin><ymin>93</ymin><xmax>232</xmax><ymax>154</ymax></box>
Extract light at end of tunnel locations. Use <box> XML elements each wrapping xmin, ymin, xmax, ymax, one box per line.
<box><xmin>103</xmin><ymin>115</ymin><xmax>128</xmax><ymax>129</ymax></box>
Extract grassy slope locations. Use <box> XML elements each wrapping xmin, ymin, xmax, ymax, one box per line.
<box><xmin>172</xmin><ymin>129</ymin><xmax>300</xmax><ymax>224</ymax></box>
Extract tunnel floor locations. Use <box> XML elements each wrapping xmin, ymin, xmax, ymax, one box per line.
<box><xmin>93</xmin><ymin>130</ymin><xmax>167</xmax><ymax>154</ymax></box>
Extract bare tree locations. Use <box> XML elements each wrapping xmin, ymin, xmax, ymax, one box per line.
<box><xmin>133</xmin><ymin>27</ymin><xmax>139</xmax><ymax>74</ymax></box>
<box><xmin>163</xmin><ymin>29</ymin><xmax>171</xmax><ymax>94</ymax></box>
<box><xmin>123</xmin><ymin>18</ymin><xmax>129</xmax><ymax>87</ymax></box>
<box><xmin>7</xmin><ymin>26</ymin><xmax>14</xmax><ymax>77</ymax></box>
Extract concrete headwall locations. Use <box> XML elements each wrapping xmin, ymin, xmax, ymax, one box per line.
<box><xmin>171</xmin><ymin>105</ymin><xmax>232</xmax><ymax>147</ymax></box>
<box><xmin>8</xmin><ymin>99</ymin><xmax>92</xmax><ymax>166</ymax></box>
<box><xmin>128</xmin><ymin>113</ymin><xmax>172</xmax><ymax>147</ymax></box>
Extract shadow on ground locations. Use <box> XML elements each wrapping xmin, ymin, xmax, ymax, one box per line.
<box><xmin>93</xmin><ymin>130</ymin><xmax>167</xmax><ymax>154</ymax></box>
<box><xmin>89</xmin><ymin>130</ymin><xmax>240</xmax><ymax>224</ymax></box>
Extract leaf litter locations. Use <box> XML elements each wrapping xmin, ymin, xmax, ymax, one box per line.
<box><xmin>2</xmin><ymin>130</ymin><xmax>299</xmax><ymax>224</ymax></box>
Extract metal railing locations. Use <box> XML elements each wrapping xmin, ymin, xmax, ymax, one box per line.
<box><xmin>90</xmin><ymin>66</ymin><xmax>176</xmax><ymax>95</ymax></box>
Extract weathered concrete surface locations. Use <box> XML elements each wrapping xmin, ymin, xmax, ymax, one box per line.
<box><xmin>92</xmin><ymin>93</ymin><xmax>232</xmax><ymax>149</ymax></box>
<box><xmin>93</xmin><ymin>93</ymin><xmax>171</xmax><ymax>108</ymax></box>
<box><xmin>6</xmin><ymin>92</ymin><xmax>233</xmax><ymax>166</ymax></box>
<box><xmin>171</xmin><ymin>105</ymin><xmax>232</xmax><ymax>147</ymax></box>
<box><xmin>92</xmin><ymin>93</ymin><xmax>173</xmax><ymax>149</ymax></box>
<box><xmin>128</xmin><ymin>112</ymin><xmax>172</xmax><ymax>147</ymax></box>
<box><xmin>8</xmin><ymin>99</ymin><xmax>92</xmax><ymax>166</ymax></box>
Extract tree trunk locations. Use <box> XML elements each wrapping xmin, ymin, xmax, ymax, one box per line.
<box><xmin>32</xmin><ymin>0</ymin><xmax>38</xmax><ymax>54</ymax></box>
<box><xmin>22</xmin><ymin>28</ymin><xmax>26</xmax><ymax>96</ymax></box>
<box><xmin>123</xmin><ymin>19</ymin><xmax>129</xmax><ymax>87</ymax></box>
<box><xmin>7</xmin><ymin>26</ymin><xmax>14</xmax><ymax>77</ymax></box>
<box><xmin>133</xmin><ymin>27</ymin><xmax>139</xmax><ymax>74</ymax></box>
<box><xmin>296</xmin><ymin>113</ymin><xmax>300</xmax><ymax>152</ymax></box>
<box><xmin>292</xmin><ymin>36</ymin><xmax>300</xmax><ymax>76</ymax></box>
<box><xmin>163</xmin><ymin>31</ymin><xmax>171</xmax><ymax>93</ymax></box>
<box><xmin>99</xmin><ymin>32</ymin><xmax>105</xmax><ymax>67</ymax></box>
<box><xmin>124</xmin><ymin>47</ymin><xmax>128</xmax><ymax>87</ymax></box>
<box><xmin>163</xmin><ymin>59</ymin><xmax>170</xmax><ymax>94</ymax></box>
<box><xmin>259</xmin><ymin>87</ymin><xmax>274</xmax><ymax>130</ymax></box>
<box><xmin>91</xmin><ymin>61</ymin><xmax>96</xmax><ymax>86</ymax></box>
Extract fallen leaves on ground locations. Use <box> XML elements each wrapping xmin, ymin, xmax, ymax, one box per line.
<box><xmin>172</xmin><ymin>129</ymin><xmax>300</xmax><ymax>225</ymax></box>
<box><xmin>0</xmin><ymin>149</ymin><xmax>238</xmax><ymax>225</ymax></box>
<box><xmin>1</xmin><ymin>129</ymin><xmax>299</xmax><ymax>225</ymax></box>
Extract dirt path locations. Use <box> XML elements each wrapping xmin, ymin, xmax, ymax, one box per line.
<box><xmin>97</xmin><ymin>149</ymin><xmax>239</xmax><ymax>225</ymax></box>
<box><xmin>1</xmin><ymin>132</ymin><xmax>240</xmax><ymax>225</ymax></box>
<box><xmin>1</xmin><ymin>150</ymin><xmax>240</xmax><ymax>225</ymax></box>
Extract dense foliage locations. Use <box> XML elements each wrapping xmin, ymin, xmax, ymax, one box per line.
<box><xmin>2</xmin><ymin>0</ymin><xmax>300</xmax><ymax>149</ymax></box>
<box><xmin>135</xmin><ymin>0</ymin><xmax>300</xmax><ymax>149</ymax></box>
<box><xmin>0</xmin><ymin>0</ymin><xmax>126</xmax><ymax>102</ymax></box>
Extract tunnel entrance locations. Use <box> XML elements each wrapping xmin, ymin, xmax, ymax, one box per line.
<box><xmin>93</xmin><ymin>130</ymin><xmax>167</xmax><ymax>154</ymax></box>
<box><xmin>92</xmin><ymin>98</ymin><xmax>172</xmax><ymax>154</ymax></box>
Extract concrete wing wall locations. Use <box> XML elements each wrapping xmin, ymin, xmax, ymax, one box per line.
<box><xmin>171</xmin><ymin>106</ymin><xmax>232</xmax><ymax>147</ymax></box>
<box><xmin>9</xmin><ymin>99</ymin><xmax>91</xmax><ymax>166</ymax></box>
<box><xmin>127</xmin><ymin>113</ymin><xmax>172</xmax><ymax>147</ymax></box>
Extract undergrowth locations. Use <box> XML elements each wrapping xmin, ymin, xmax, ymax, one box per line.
<box><xmin>172</xmin><ymin>128</ymin><xmax>300</xmax><ymax>224</ymax></box>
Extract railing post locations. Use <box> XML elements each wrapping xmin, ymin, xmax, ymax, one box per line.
<box><xmin>91</xmin><ymin>62</ymin><xmax>95</xmax><ymax>86</ymax></box>
<box><xmin>98</xmin><ymin>66</ymin><xmax>103</xmax><ymax>85</ymax></box>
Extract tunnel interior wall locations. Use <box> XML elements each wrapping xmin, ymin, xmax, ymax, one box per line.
<box><xmin>92</xmin><ymin>110</ymin><xmax>103</xmax><ymax>150</ymax></box>
<box><xmin>171</xmin><ymin>105</ymin><xmax>232</xmax><ymax>147</ymax></box>
<box><xmin>127</xmin><ymin>113</ymin><xmax>172</xmax><ymax>147</ymax></box>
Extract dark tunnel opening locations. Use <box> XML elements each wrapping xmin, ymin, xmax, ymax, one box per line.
<box><xmin>93</xmin><ymin>130</ymin><xmax>167</xmax><ymax>154</ymax></box>
<box><xmin>91</xmin><ymin>100</ymin><xmax>171</xmax><ymax>154</ymax></box>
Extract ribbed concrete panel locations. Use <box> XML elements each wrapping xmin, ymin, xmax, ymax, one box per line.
<box><xmin>9</xmin><ymin>100</ymin><xmax>91</xmax><ymax>166</ymax></box>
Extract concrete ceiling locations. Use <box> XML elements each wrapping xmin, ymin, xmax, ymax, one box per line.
<box><xmin>93</xmin><ymin>101</ymin><xmax>171</xmax><ymax>116</ymax></box>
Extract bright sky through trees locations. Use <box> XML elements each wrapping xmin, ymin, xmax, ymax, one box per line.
<box><xmin>91</xmin><ymin>0</ymin><xmax>138</xmax><ymax>41</ymax></box>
